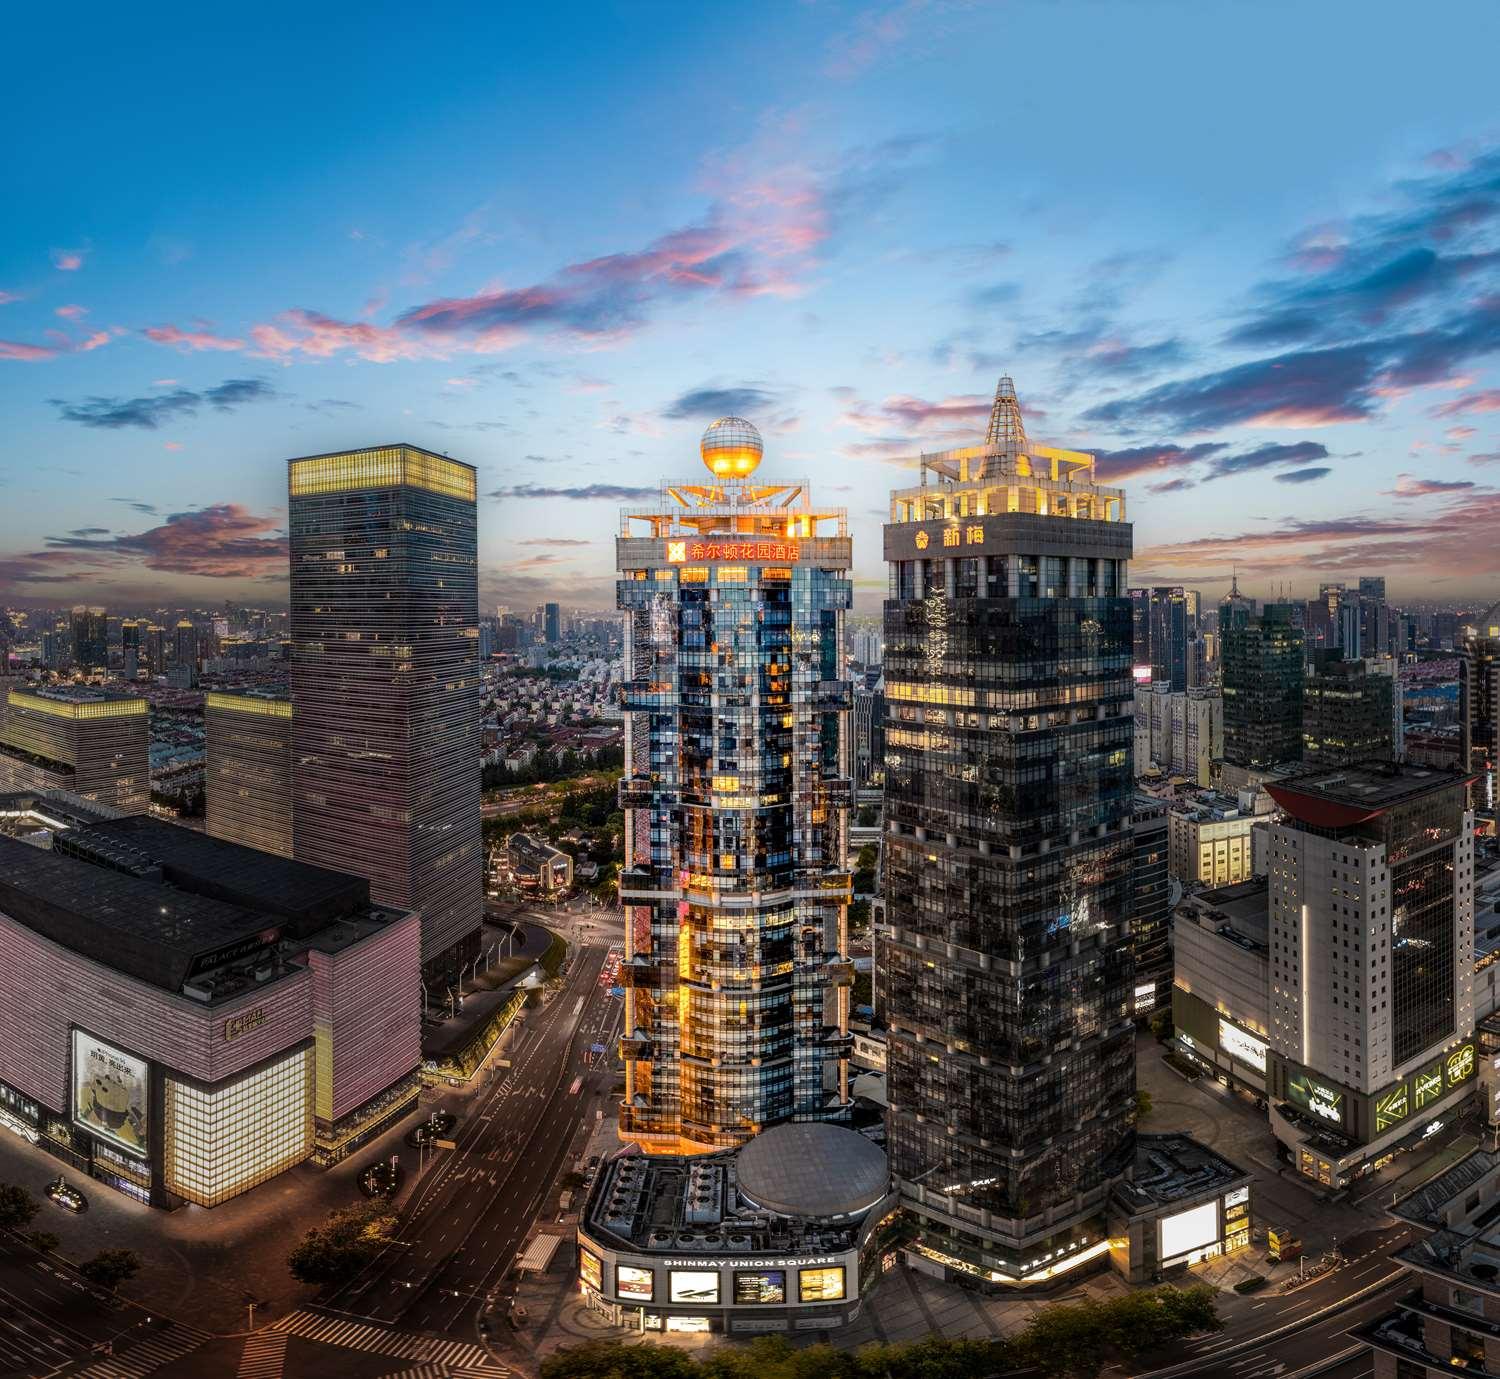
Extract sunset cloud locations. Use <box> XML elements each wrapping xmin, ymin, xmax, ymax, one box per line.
<box><xmin>144</xmin><ymin>323</ymin><xmax>247</xmax><ymax>352</ymax></box>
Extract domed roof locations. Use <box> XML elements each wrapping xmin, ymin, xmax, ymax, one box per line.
<box><xmin>735</xmin><ymin>1122</ymin><xmax>888</xmax><ymax>1219</ymax></box>
<box><xmin>700</xmin><ymin>416</ymin><xmax>763</xmax><ymax>478</ymax></box>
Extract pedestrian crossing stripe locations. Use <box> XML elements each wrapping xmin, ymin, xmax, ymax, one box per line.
<box><xmin>73</xmin><ymin>1322</ymin><xmax>214</xmax><ymax>1379</ymax></box>
<box><xmin>237</xmin><ymin>1328</ymin><xmax>288</xmax><ymax>1379</ymax></box>
<box><xmin>269</xmin><ymin>1310</ymin><xmax>509</xmax><ymax>1374</ymax></box>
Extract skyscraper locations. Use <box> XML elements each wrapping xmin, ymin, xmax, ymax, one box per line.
<box><xmin>205</xmin><ymin>689</ymin><xmax>294</xmax><ymax>858</ymax></box>
<box><xmin>173</xmin><ymin>619</ymin><xmax>198</xmax><ymax>671</ymax></box>
<box><xmin>1265</xmin><ymin>765</ymin><xmax>1474</xmax><ymax>1186</ymax></box>
<box><xmin>1460</xmin><ymin>609</ymin><xmax>1500</xmax><ymax>810</ymax></box>
<box><xmin>544</xmin><ymin>602</ymin><xmax>561</xmax><ymax>644</ymax></box>
<box><xmin>615</xmin><ymin>417</ymin><xmax>853</xmax><ymax>1153</ymax></box>
<box><xmin>1222</xmin><ymin>605</ymin><xmax>1305</xmax><ymax>776</ymax></box>
<box><xmin>121</xmin><ymin>619</ymin><xmax>142</xmax><ymax>678</ymax></box>
<box><xmin>71</xmin><ymin>605</ymin><xmax>106</xmax><ymax>670</ymax></box>
<box><xmin>880</xmin><ymin>376</ymin><xmax>1135</xmax><ymax>1284</ymax></box>
<box><xmin>1301</xmin><ymin>654</ymin><xmax>1395</xmax><ymax>766</ymax></box>
<box><xmin>287</xmin><ymin>444</ymin><xmax>483</xmax><ymax>986</ymax></box>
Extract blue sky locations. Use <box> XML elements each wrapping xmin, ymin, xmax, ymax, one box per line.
<box><xmin>3</xmin><ymin>0</ymin><xmax>1499</xmax><ymax>612</ymax></box>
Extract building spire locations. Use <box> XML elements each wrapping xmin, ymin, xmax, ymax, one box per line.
<box><xmin>986</xmin><ymin>374</ymin><xmax>1028</xmax><ymax>451</ymax></box>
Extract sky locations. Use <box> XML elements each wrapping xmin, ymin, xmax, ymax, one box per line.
<box><xmin>3</xmin><ymin>0</ymin><xmax>1499</xmax><ymax>616</ymax></box>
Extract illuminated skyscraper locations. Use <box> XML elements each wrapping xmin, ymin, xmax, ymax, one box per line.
<box><xmin>880</xmin><ymin>376</ymin><xmax>1136</xmax><ymax>1284</ymax></box>
<box><xmin>287</xmin><ymin>444</ymin><xmax>483</xmax><ymax>986</ymax></box>
<box><xmin>615</xmin><ymin>418</ymin><xmax>853</xmax><ymax>1153</ymax></box>
<box><xmin>206</xmin><ymin>689</ymin><xmax>294</xmax><ymax>858</ymax></box>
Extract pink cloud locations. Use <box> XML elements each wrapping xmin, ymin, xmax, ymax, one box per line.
<box><xmin>0</xmin><ymin>339</ymin><xmax>58</xmax><ymax>362</ymax></box>
<box><xmin>55</xmin><ymin>304</ymin><xmax>87</xmax><ymax>320</ymax></box>
<box><xmin>51</xmin><ymin>249</ymin><xmax>85</xmax><ymax>271</ymax></box>
<box><xmin>76</xmin><ymin>330</ymin><xmax>111</xmax><ymax>352</ymax></box>
<box><xmin>163</xmin><ymin>442</ymin><xmax>183</xmax><ymax>451</ymax></box>
<box><xmin>1385</xmin><ymin>472</ymin><xmax>1477</xmax><ymax>498</ymax></box>
<box><xmin>144</xmin><ymin>323</ymin><xmax>247</xmax><ymax>352</ymax></box>
<box><xmin>0</xmin><ymin>291</ymin><xmax>19</xmax><ymax>306</ymax></box>
<box><xmin>250</xmin><ymin>309</ymin><xmax>437</xmax><ymax>363</ymax></box>
<box><xmin>1431</xmin><ymin>388</ymin><xmax>1500</xmax><ymax>418</ymax></box>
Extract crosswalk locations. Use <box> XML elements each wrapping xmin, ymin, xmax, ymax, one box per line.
<box><xmin>270</xmin><ymin>1309</ymin><xmax>510</xmax><ymax>1375</ymax></box>
<box><xmin>237</xmin><ymin>1327</ymin><xmax>288</xmax><ymax>1378</ymax></box>
<box><xmin>74</xmin><ymin>1322</ymin><xmax>213</xmax><ymax>1378</ymax></box>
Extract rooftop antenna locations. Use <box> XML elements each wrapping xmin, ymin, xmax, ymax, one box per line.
<box><xmin>986</xmin><ymin>375</ymin><xmax>1027</xmax><ymax>452</ymax></box>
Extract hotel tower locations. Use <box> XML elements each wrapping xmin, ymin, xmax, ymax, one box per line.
<box><xmin>616</xmin><ymin>418</ymin><xmax>854</xmax><ymax>1153</ymax></box>
<box><xmin>287</xmin><ymin>444</ymin><xmax>483</xmax><ymax>987</ymax></box>
<box><xmin>880</xmin><ymin>377</ymin><xmax>1137</xmax><ymax>1284</ymax></box>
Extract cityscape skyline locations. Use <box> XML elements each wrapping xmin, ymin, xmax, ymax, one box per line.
<box><xmin>3</xmin><ymin>1</ymin><xmax>1500</xmax><ymax>614</ymax></box>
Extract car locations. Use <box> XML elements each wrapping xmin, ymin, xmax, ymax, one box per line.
<box><xmin>44</xmin><ymin>1177</ymin><xmax>87</xmax><ymax>1213</ymax></box>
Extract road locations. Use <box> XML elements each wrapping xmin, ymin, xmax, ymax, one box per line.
<box><xmin>1135</xmin><ymin>1222</ymin><xmax>1412</xmax><ymax>1379</ymax></box>
<box><xmin>480</xmin><ymin>774</ymin><xmax>615</xmax><ymax>820</ymax></box>
<box><xmin>327</xmin><ymin>939</ymin><xmax>622</xmax><ymax>1339</ymax></box>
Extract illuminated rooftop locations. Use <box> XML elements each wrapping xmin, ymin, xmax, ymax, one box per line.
<box><xmin>619</xmin><ymin>417</ymin><xmax>846</xmax><ymax>541</ymax></box>
<box><xmin>888</xmin><ymin>374</ymin><xmax>1126</xmax><ymax>526</ymax></box>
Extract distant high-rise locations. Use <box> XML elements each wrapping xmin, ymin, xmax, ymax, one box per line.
<box><xmin>0</xmin><ymin>686</ymin><xmax>149</xmax><ymax>812</ymax></box>
<box><xmin>121</xmin><ymin>619</ymin><xmax>142</xmax><ymax>679</ymax></box>
<box><xmin>71</xmin><ymin>605</ymin><xmax>106</xmax><ymax>670</ymax></box>
<box><xmin>852</xmin><ymin>685</ymin><xmax>886</xmax><ymax>788</ymax></box>
<box><xmin>544</xmin><ymin>602</ymin><xmax>561</xmax><ymax>645</ymax></box>
<box><xmin>287</xmin><ymin>444</ymin><xmax>483</xmax><ymax>986</ymax></box>
<box><xmin>1301</xmin><ymin>654</ymin><xmax>1395</xmax><ymax>766</ymax></box>
<box><xmin>1222</xmin><ymin>606</ymin><xmax>1304</xmax><ymax>772</ymax></box>
<box><xmin>615</xmin><ymin>417</ymin><xmax>853</xmax><ymax>1153</ymax></box>
<box><xmin>881</xmin><ymin>377</ymin><xmax>1135</xmax><ymax>1284</ymax></box>
<box><xmin>1461</xmin><ymin>614</ymin><xmax>1500</xmax><ymax>810</ymax></box>
<box><xmin>206</xmin><ymin>689</ymin><xmax>293</xmax><ymax>858</ymax></box>
<box><xmin>145</xmin><ymin>624</ymin><xmax>166</xmax><ymax>675</ymax></box>
<box><xmin>173</xmin><ymin>619</ymin><xmax>198</xmax><ymax>672</ymax></box>
<box><xmin>1131</xmin><ymin>796</ymin><xmax>1171</xmax><ymax>1017</ymax></box>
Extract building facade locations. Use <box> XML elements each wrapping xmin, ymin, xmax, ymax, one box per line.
<box><xmin>70</xmin><ymin>606</ymin><xmax>106</xmax><ymax>671</ymax></box>
<box><xmin>1168</xmin><ymin>794</ymin><xmax>1258</xmax><ymax>889</ymax></box>
<box><xmin>1265</xmin><ymin>766</ymin><xmax>1476</xmax><ymax>1186</ymax></box>
<box><xmin>287</xmin><ymin>444</ymin><xmax>483</xmax><ymax>986</ymax></box>
<box><xmin>0</xmin><ymin>805</ymin><xmax>419</xmax><ymax>1208</ymax></box>
<box><xmin>1461</xmin><ymin>626</ymin><xmax>1499</xmax><ymax>811</ymax></box>
<box><xmin>615</xmin><ymin>418</ymin><xmax>854</xmax><ymax>1154</ymax></box>
<box><xmin>879</xmin><ymin>376</ymin><xmax>1136</xmax><ymax>1285</ymax></box>
<box><xmin>1302</xmin><ymin>655</ymin><xmax>1396</xmax><ymax>767</ymax></box>
<box><xmin>1222</xmin><ymin>606</ymin><xmax>1304</xmax><ymax>772</ymax></box>
<box><xmin>1136</xmin><ymin>684</ymin><xmax>1221</xmax><ymax>786</ymax></box>
<box><xmin>205</xmin><ymin>690</ymin><xmax>293</xmax><ymax>858</ymax></box>
<box><xmin>0</xmin><ymin>688</ymin><xmax>149</xmax><ymax>813</ymax></box>
<box><xmin>1131</xmin><ymin>796</ymin><xmax>1171</xmax><ymax>1017</ymax></box>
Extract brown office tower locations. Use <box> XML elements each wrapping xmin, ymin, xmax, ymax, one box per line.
<box><xmin>287</xmin><ymin>445</ymin><xmax>482</xmax><ymax>987</ymax></box>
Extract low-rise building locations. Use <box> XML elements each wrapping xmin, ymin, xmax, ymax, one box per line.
<box><xmin>0</xmin><ymin>798</ymin><xmax>420</xmax><ymax>1207</ymax></box>
<box><xmin>1168</xmin><ymin>792</ymin><xmax>1262</xmax><ymax>889</ymax></box>
<box><xmin>1354</xmin><ymin>1149</ymin><xmax>1500</xmax><ymax>1375</ymax></box>
<box><xmin>577</xmin><ymin>1122</ymin><xmax>895</xmax><ymax>1335</ymax></box>
<box><xmin>506</xmin><ymin>832</ymin><xmax>573</xmax><ymax>894</ymax></box>
<box><xmin>1171</xmin><ymin>880</ymin><xmax>1271</xmax><ymax>1097</ymax></box>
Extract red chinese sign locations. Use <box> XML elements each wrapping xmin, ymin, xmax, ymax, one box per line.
<box><xmin>666</xmin><ymin>540</ymin><xmax>801</xmax><ymax>562</ymax></box>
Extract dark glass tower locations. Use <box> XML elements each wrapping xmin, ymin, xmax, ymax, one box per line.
<box><xmin>879</xmin><ymin>377</ymin><xmax>1136</xmax><ymax>1284</ymax></box>
<box><xmin>287</xmin><ymin>445</ymin><xmax>482</xmax><ymax>986</ymax></box>
<box><xmin>615</xmin><ymin>418</ymin><xmax>853</xmax><ymax>1153</ymax></box>
<box><xmin>71</xmin><ymin>605</ymin><xmax>107</xmax><ymax>670</ymax></box>
<box><xmin>1222</xmin><ymin>606</ymin><xmax>1305</xmax><ymax>770</ymax></box>
<box><xmin>1301</xmin><ymin>654</ymin><xmax>1394</xmax><ymax>766</ymax></box>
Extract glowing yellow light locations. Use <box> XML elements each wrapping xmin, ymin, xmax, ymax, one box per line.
<box><xmin>700</xmin><ymin>417</ymin><xmax>763</xmax><ymax>478</ymax></box>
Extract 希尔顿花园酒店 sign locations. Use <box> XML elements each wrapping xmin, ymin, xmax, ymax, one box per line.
<box><xmin>666</xmin><ymin>540</ymin><xmax>800</xmax><ymax>563</ymax></box>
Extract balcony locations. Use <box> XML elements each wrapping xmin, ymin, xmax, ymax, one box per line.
<box><xmin>620</xmin><ymin>958</ymin><xmax>663</xmax><ymax>988</ymax></box>
<box><xmin>618</xmin><ymin>1031</ymin><xmax>656</xmax><ymax>1060</ymax></box>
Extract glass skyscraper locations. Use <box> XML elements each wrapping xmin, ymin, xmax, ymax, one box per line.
<box><xmin>1221</xmin><ymin>605</ymin><xmax>1305</xmax><ymax>771</ymax></box>
<box><xmin>287</xmin><ymin>444</ymin><xmax>482</xmax><ymax>986</ymax></box>
<box><xmin>879</xmin><ymin>377</ymin><xmax>1136</xmax><ymax>1285</ymax></box>
<box><xmin>615</xmin><ymin>418</ymin><xmax>853</xmax><ymax>1153</ymax></box>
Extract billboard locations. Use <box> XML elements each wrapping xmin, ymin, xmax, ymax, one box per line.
<box><xmin>733</xmin><ymin>1270</ymin><xmax>786</xmax><ymax>1304</ymax></box>
<box><xmin>1218</xmin><ymin>1019</ymin><xmax>1267</xmax><ymax>1073</ymax></box>
<box><xmin>669</xmin><ymin>1270</ymin><xmax>720</xmax><ymax>1304</ymax></box>
<box><xmin>1159</xmin><ymin>1200</ymin><xmax>1219</xmax><ymax>1263</ymax></box>
<box><xmin>579</xmin><ymin>1248</ymin><xmax>602</xmax><ymax>1292</ymax></box>
<box><xmin>72</xmin><ymin>1030</ymin><xmax>149</xmax><ymax>1159</ymax></box>
<box><xmin>616</xmin><ymin>1265</ymin><xmax>653</xmax><ymax>1300</ymax></box>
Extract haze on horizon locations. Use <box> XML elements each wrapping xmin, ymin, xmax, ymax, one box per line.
<box><xmin>2</xmin><ymin>0</ymin><xmax>1499</xmax><ymax>616</ymax></box>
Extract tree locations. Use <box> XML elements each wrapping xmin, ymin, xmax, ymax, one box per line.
<box><xmin>1134</xmin><ymin>1088</ymin><xmax>1153</xmax><ymax>1121</ymax></box>
<box><xmin>287</xmin><ymin>1203</ymin><xmax>397</xmax><ymax>1286</ymax></box>
<box><xmin>79</xmin><ymin>1249</ymin><xmax>141</xmax><ymax>1292</ymax></box>
<box><xmin>0</xmin><ymin>1184</ymin><xmax>39</xmax><ymax>1232</ymax></box>
<box><xmin>26</xmin><ymin>1231</ymin><xmax>59</xmax><ymax>1253</ymax></box>
<box><xmin>856</xmin><ymin>803</ymin><xmax>877</xmax><ymax>827</ymax></box>
<box><xmin>1149</xmin><ymin>1008</ymin><xmax>1174</xmax><ymax>1043</ymax></box>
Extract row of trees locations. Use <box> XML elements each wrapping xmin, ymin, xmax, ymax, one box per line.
<box><xmin>287</xmin><ymin>1201</ymin><xmax>399</xmax><ymax>1285</ymax></box>
<box><xmin>539</xmin><ymin>1286</ymin><xmax>1221</xmax><ymax>1379</ymax></box>
<box><xmin>0</xmin><ymin>1183</ymin><xmax>141</xmax><ymax>1290</ymax></box>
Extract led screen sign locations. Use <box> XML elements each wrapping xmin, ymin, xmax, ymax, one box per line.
<box><xmin>579</xmin><ymin>1249</ymin><xmax>602</xmax><ymax>1292</ymax></box>
<box><xmin>669</xmin><ymin>1270</ymin><xmax>720</xmax><ymax>1305</ymax></box>
<box><xmin>1159</xmin><ymin>1201</ymin><xmax>1219</xmax><ymax>1263</ymax></box>
<box><xmin>733</xmin><ymin>1270</ymin><xmax>786</xmax><ymax>1304</ymax></box>
<box><xmin>72</xmin><ymin>1030</ymin><xmax>149</xmax><ymax>1159</ymax></box>
<box><xmin>616</xmin><ymin>1265</ymin><xmax>653</xmax><ymax>1300</ymax></box>
<box><xmin>666</xmin><ymin>541</ymin><xmax>801</xmax><ymax>563</ymax></box>
<box><xmin>1218</xmin><ymin>1020</ymin><xmax>1267</xmax><ymax>1073</ymax></box>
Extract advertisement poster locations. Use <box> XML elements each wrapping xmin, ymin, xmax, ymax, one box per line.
<box><xmin>72</xmin><ymin>1030</ymin><xmax>149</xmax><ymax>1159</ymax></box>
<box><xmin>617</xmin><ymin>1265</ymin><xmax>653</xmax><ymax>1300</ymax></box>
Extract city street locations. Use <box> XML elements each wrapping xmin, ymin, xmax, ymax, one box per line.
<box><xmin>324</xmin><ymin>938</ymin><xmax>622</xmax><ymax>1341</ymax></box>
